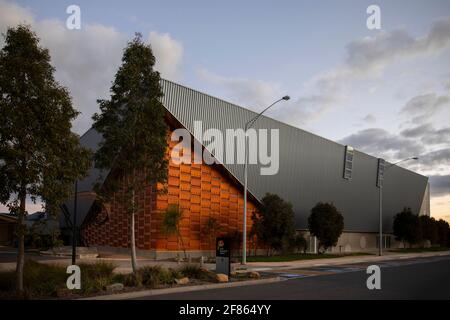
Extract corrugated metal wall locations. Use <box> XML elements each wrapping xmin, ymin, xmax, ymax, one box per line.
<box><xmin>160</xmin><ymin>79</ymin><xmax>429</xmax><ymax>233</ymax></box>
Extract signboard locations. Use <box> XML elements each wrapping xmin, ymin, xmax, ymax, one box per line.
<box><xmin>377</xmin><ymin>158</ymin><xmax>385</xmax><ymax>188</ymax></box>
<box><xmin>215</xmin><ymin>237</ymin><xmax>230</xmax><ymax>276</ymax></box>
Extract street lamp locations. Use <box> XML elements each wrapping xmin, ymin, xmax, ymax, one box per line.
<box><xmin>242</xmin><ymin>95</ymin><xmax>290</xmax><ymax>264</ymax></box>
<box><xmin>378</xmin><ymin>156</ymin><xmax>418</xmax><ymax>256</ymax></box>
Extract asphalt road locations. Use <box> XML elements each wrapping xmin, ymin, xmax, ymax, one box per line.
<box><xmin>138</xmin><ymin>256</ymin><xmax>450</xmax><ymax>300</ymax></box>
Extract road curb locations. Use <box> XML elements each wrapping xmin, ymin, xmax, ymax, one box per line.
<box><xmin>79</xmin><ymin>276</ymin><xmax>283</xmax><ymax>300</ymax></box>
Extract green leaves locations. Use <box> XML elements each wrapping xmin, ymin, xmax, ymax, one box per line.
<box><xmin>92</xmin><ymin>33</ymin><xmax>168</xmax><ymax>201</ymax></box>
<box><xmin>0</xmin><ymin>25</ymin><xmax>92</xmax><ymax>216</ymax></box>
<box><xmin>251</xmin><ymin>193</ymin><xmax>296</xmax><ymax>254</ymax></box>
<box><xmin>393</xmin><ymin>207</ymin><xmax>422</xmax><ymax>245</ymax></box>
<box><xmin>0</xmin><ymin>24</ymin><xmax>91</xmax><ymax>292</ymax></box>
<box><xmin>162</xmin><ymin>204</ymin><xmax>183</xmax><ymax>236</ymax></box>
<box><xmin>308</xmin><ymin>202</ymin><xmax>344</xmax><ymax>252</ymax></box>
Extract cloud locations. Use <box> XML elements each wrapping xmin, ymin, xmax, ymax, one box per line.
<box><xmin>345</xmin><ymin>19</ymin><xmax>450</xmax><ymax>75</ymax></box>
<box><xmin>362</xmin><ymin>114</ymin><xmax>376</xmax><ymax>124</ymax></box>
<box><xmin>0</xmin><ymin>0</ymin><xmax>184</xmax><ymax>134</ymax></box>
<box><xmin>418</xmin><ymin>149</ymin><xmax>450</xmax><ymax>170</ymax></box>
<box><xmin>198</xmin><ymin>19</ymin><xmax>450</xmax><ymax>127</ymax></box>
<box><xmin>338</xmin><ymin>128</ymin><xmax>423</xmax><ymax>160</ymax></box>
<box><xmin>148</xmin><ymin>31</ymin><xmax>183</xmax><ymax>81</ymax></box>
<box><xmin>339</xmin><ymin>128</ymin><xmax>450</xmax><ymax>199</ymax></box>
<box><xmin>401</xmin><ymin>123</ymin><xmax>450</xmax><ymax>146</ymax></box>
<box><xmin>399</xmin><ymin>93</ymin><xmax>450</xmax><ymax>123</ymax></box>
<box><xmin>197</xmin><ymin>68</ymin><xmax>283</xmax><ymax>110</ymax></box>
<box><xmin>429</xmin><ymin>175</ymin><xmax>450</xmax><ymax>197</ymax></box>
<box><xmin>400</xmin><ymin>123</ymin><xmax>434</xmax><ymax>138</ymax></box>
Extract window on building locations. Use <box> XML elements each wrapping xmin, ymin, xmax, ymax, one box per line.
<box><xmin>343</xmin><ymin>145</ymin><xmax>354</xmax><ymax>180</ymax></box>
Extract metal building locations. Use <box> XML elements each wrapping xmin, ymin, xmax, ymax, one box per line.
<box><xmin>63</xmin><ymin>79</ymin><xmax>430</xmax><ymax>252</ymax></box>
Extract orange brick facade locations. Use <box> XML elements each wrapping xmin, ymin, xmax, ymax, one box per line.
<box><xmin>82</xmin><ymin>130</ymin><xmax>259</xmax><ymax>254</ymax></box>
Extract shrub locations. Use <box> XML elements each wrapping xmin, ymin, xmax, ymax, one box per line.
<box><xmin>80</xmin><ymin>262</ymin><xmax>115</xmax><ymax>279</ymax></box>
<box><xmin>140</xmin><ymin>266</ymin><xmax>158</xmax><ymax>287</ymax></box>
<box><xmin>289</xmin><ymin>234</ymin><xmax>307</xmax><ymax>253</ymax></box>
<box><xmin>179</xmin><ymin>264</ymin><xmax>202</xmax><ymax>278</ymax></box>
<box><xmin>111</xmin><ymin>273</ymin><xmax>127</xmax><ymax>284</ymax></box>
<box><xmin>162</xmin><ymin>204</ymin><xmax>187</xmax><ymax>259</ymax></box>
<box><xmin>75</xmin><ymin>262</ymin><xmax>117</xmax><ymax>294</ymax></box>
<box><xmin>419</xmin><ymin>215</ymin><xmax>439</xmax><ymax>245</ymax></box>
<box><xmin>308</xmin><ymin>202</ymin><xmax>344</xmax><ymax>253</ymax></box>
<box><xmin>0</xmin><ymin>260</ymin><xmax>119</xmax><ymax>298</ymax></box>
<box><xmin>25</xmin><ymin>219</ymin><xmax>64</xmax><ymax>250</ymax></box>
<box><xmin>393</xmin><ymin>207</ymin><xmax>422</xmax><ymax>247</ymax></box>
<box><xmin>223</xmin><ymin>230</ymin><xmax>242</xmax><ymax>257</ymax></box>
<box><xmin>179</xmin><ymin>264</ymin><xmax>213</xmax><ymax>281</ymax></box>
<box><xmin>138</xmin><ymin>265</ymin><xmax>180</xmax><ymax>288</ymax></box>
<box><xmin>123</xmin><ymin>272</ymin><xmax>143</xmax><ymax>287</ymax></box>
<box><xmin>251</xmin><ymin>193</ymin><xmax>296</xmax><ymax>256</ymax></box>
<box><xmin>437</xmin><ymin>219</ymin><xmax>450</xmax><ymax>247</ymax></box>
<box><xmin>202</xmin><ymin>217</ymin><xmax>221</xmax><ymax>251</ymax></box>
<box><xmin>0</xmin><ymin>270</ymin><xmax>15</xmax><ymax>292</ymax></box>
<box><xmin>21</xmin><ymin>260</ymin><xmax>67</xmax><ymax>297</ymax></box>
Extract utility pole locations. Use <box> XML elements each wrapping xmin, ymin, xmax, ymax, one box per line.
<box><xmin>72</xmin><ymin>181</ymin><xmax>78</xmax><ymax>265</ymax></box>
<box><xmin>242</xmin><ymin>95</ymin><xmax>290</xmax><ymax>264</ymax></box>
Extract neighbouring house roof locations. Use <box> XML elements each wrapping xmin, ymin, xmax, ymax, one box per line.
<box><xmin>0</xmin><ymin>213</ymin><xmax>18</xmax><ymax>224</ymax></box>
<box><xmin>62</xmin><ymin>79</ymin><xmax>428</xmax><ymax>233</ymax></box>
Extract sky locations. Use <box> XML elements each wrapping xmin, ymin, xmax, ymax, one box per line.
<box><xmin>1</xmin><ymin>0</ymin><xmax>450</xmax><ymax>222</ymax></box>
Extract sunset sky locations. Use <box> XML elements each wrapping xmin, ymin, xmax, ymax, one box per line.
<box><xmin>1</xmin><ymin>0</ymin><xmax>449</xmax><ymax>222</ymax></box>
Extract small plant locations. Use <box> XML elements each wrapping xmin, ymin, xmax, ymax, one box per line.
<box><xmin>162</xmin><ymin>204</ymin><xmax>187</xmax><ymax>259</ymax></box>
<box><xmin>78</xmin><ymin>262</ymin><xmax>116</xmax><ymax>294</ymax></box>
<box><xmin>140</xmin><ymin>266</ymin><xmax>161</xmax><ymax>287</ymax></box>
<box><xmin>138</xmin><ymin>265</ymin><xmax>179</xmax><ymax>288</ymax></box>
<box><xmin>179</xmin><ymin>264</ymin><xmax>202</xmax><ymax>278</ymax></box>
<box><xmin>179</xmin><ymin>264</ymin><xmax>214</xmax><ymax>281</ymax></box>
<box><xmin>202</xmin><ymin>217</ymin><xmax>221</xmax><ymax>252</ymax></box>
<box><xmin>123</xmin><ymin>272</ymin><xmax>143</xmax><ymax>287</ymax></box>
<box><xmin>21</xmin><ymin>260</ymin><xmax>66</xmax><ymax>297</ymax></box>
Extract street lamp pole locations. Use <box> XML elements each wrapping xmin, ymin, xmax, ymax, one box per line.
<box><xmin>242</xmin><ymin>95</ymin><xmax>290</xmax><ymax>264</ymax></box>
<box><xmin>72</xmin><ymin>180</ymin><xmax>78</xmax><ymax>265</ymax></box>
<box><xmin>378</xmin><ymin>157</ymin><xmax>418</xmax><ymax>256</ymax></box>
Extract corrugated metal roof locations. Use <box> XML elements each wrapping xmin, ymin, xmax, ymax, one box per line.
<box><xmin>159</xmin><ymin>79</ymin><xmax>428</xmax><ymax>233</ymax></box>
<box><xmin>66</xmin><ymin>79</ymin><xmax>428</xmax><ymax>233</ymax></box>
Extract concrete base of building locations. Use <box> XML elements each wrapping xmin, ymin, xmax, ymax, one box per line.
<box><xmin>91</xmin><ymin>246</ymin><xmax>272</xmax><ymax>260</ymax></box>
<box><xmin>91</xmin><ymin>231</ymin><xmax>411</xmax><ymax>260</ymax></box>
<box><xmin>92</xmin><ymin>246</ymin><xmax>217</xmax><ymax>260</ymax></box>
<box><xmin>300</xmin><ymin>230</ymin><xmax>406</xmax><ymax>254</ymax></box>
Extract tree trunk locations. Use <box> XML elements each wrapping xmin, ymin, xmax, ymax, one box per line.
<box><xmin>178</xmin><ymin>229</ymin><xmax>187</xmax><ymax>260</ymax></box>
<box><xmin>16</xmin><ymin>187</ymin><xmax>26</xmax><ymax>292</ymax></box>
<box><xmin>130</xmin><ymin>188</ymin><xmax>138</xmax><ymax>273</ymax></box>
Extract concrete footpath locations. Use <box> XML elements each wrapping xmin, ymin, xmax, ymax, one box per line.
<box><xmin>243</xmin><ymin>250</ymin><xmax>450</xmax><ymax>272</ymax></box>
<box><xmin>1</xmin><ymin>248</ymin><xmax>449</xmax><ymax>273</ymax></box>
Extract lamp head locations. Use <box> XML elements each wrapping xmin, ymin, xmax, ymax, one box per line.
<box><xmin>282</xmin><ymin>95</ymin><xmax>290</xmax><ymax>101</ymax></box>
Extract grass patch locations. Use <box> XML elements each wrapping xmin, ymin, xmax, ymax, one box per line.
<box><xmin>389</xmin><ymin>247</ymin><xmax>450</xmax><ymax>253</ymax></box>
<box><xmin>77</xmin><ymin>261</ymin><xmax>116</xmax><ymax>295</ymax></box>
<box><xmin>140</xmin><ymin>265</ymin><xmax>180</xmax><ymax>288</ymax></box>
<box><xmin>179</xmin><ymin>264</ymin><xmax>215</xmax><ymax>281</ymax></box>
<box><xmin>246</xmin><ymin>252</ymin><xmax>372</xmax><ymax>262</ymax></box>
<box><xmin>0</xmin><ymin>260</ymin><xmax>118</xmax><ymax>299</ymax></box>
